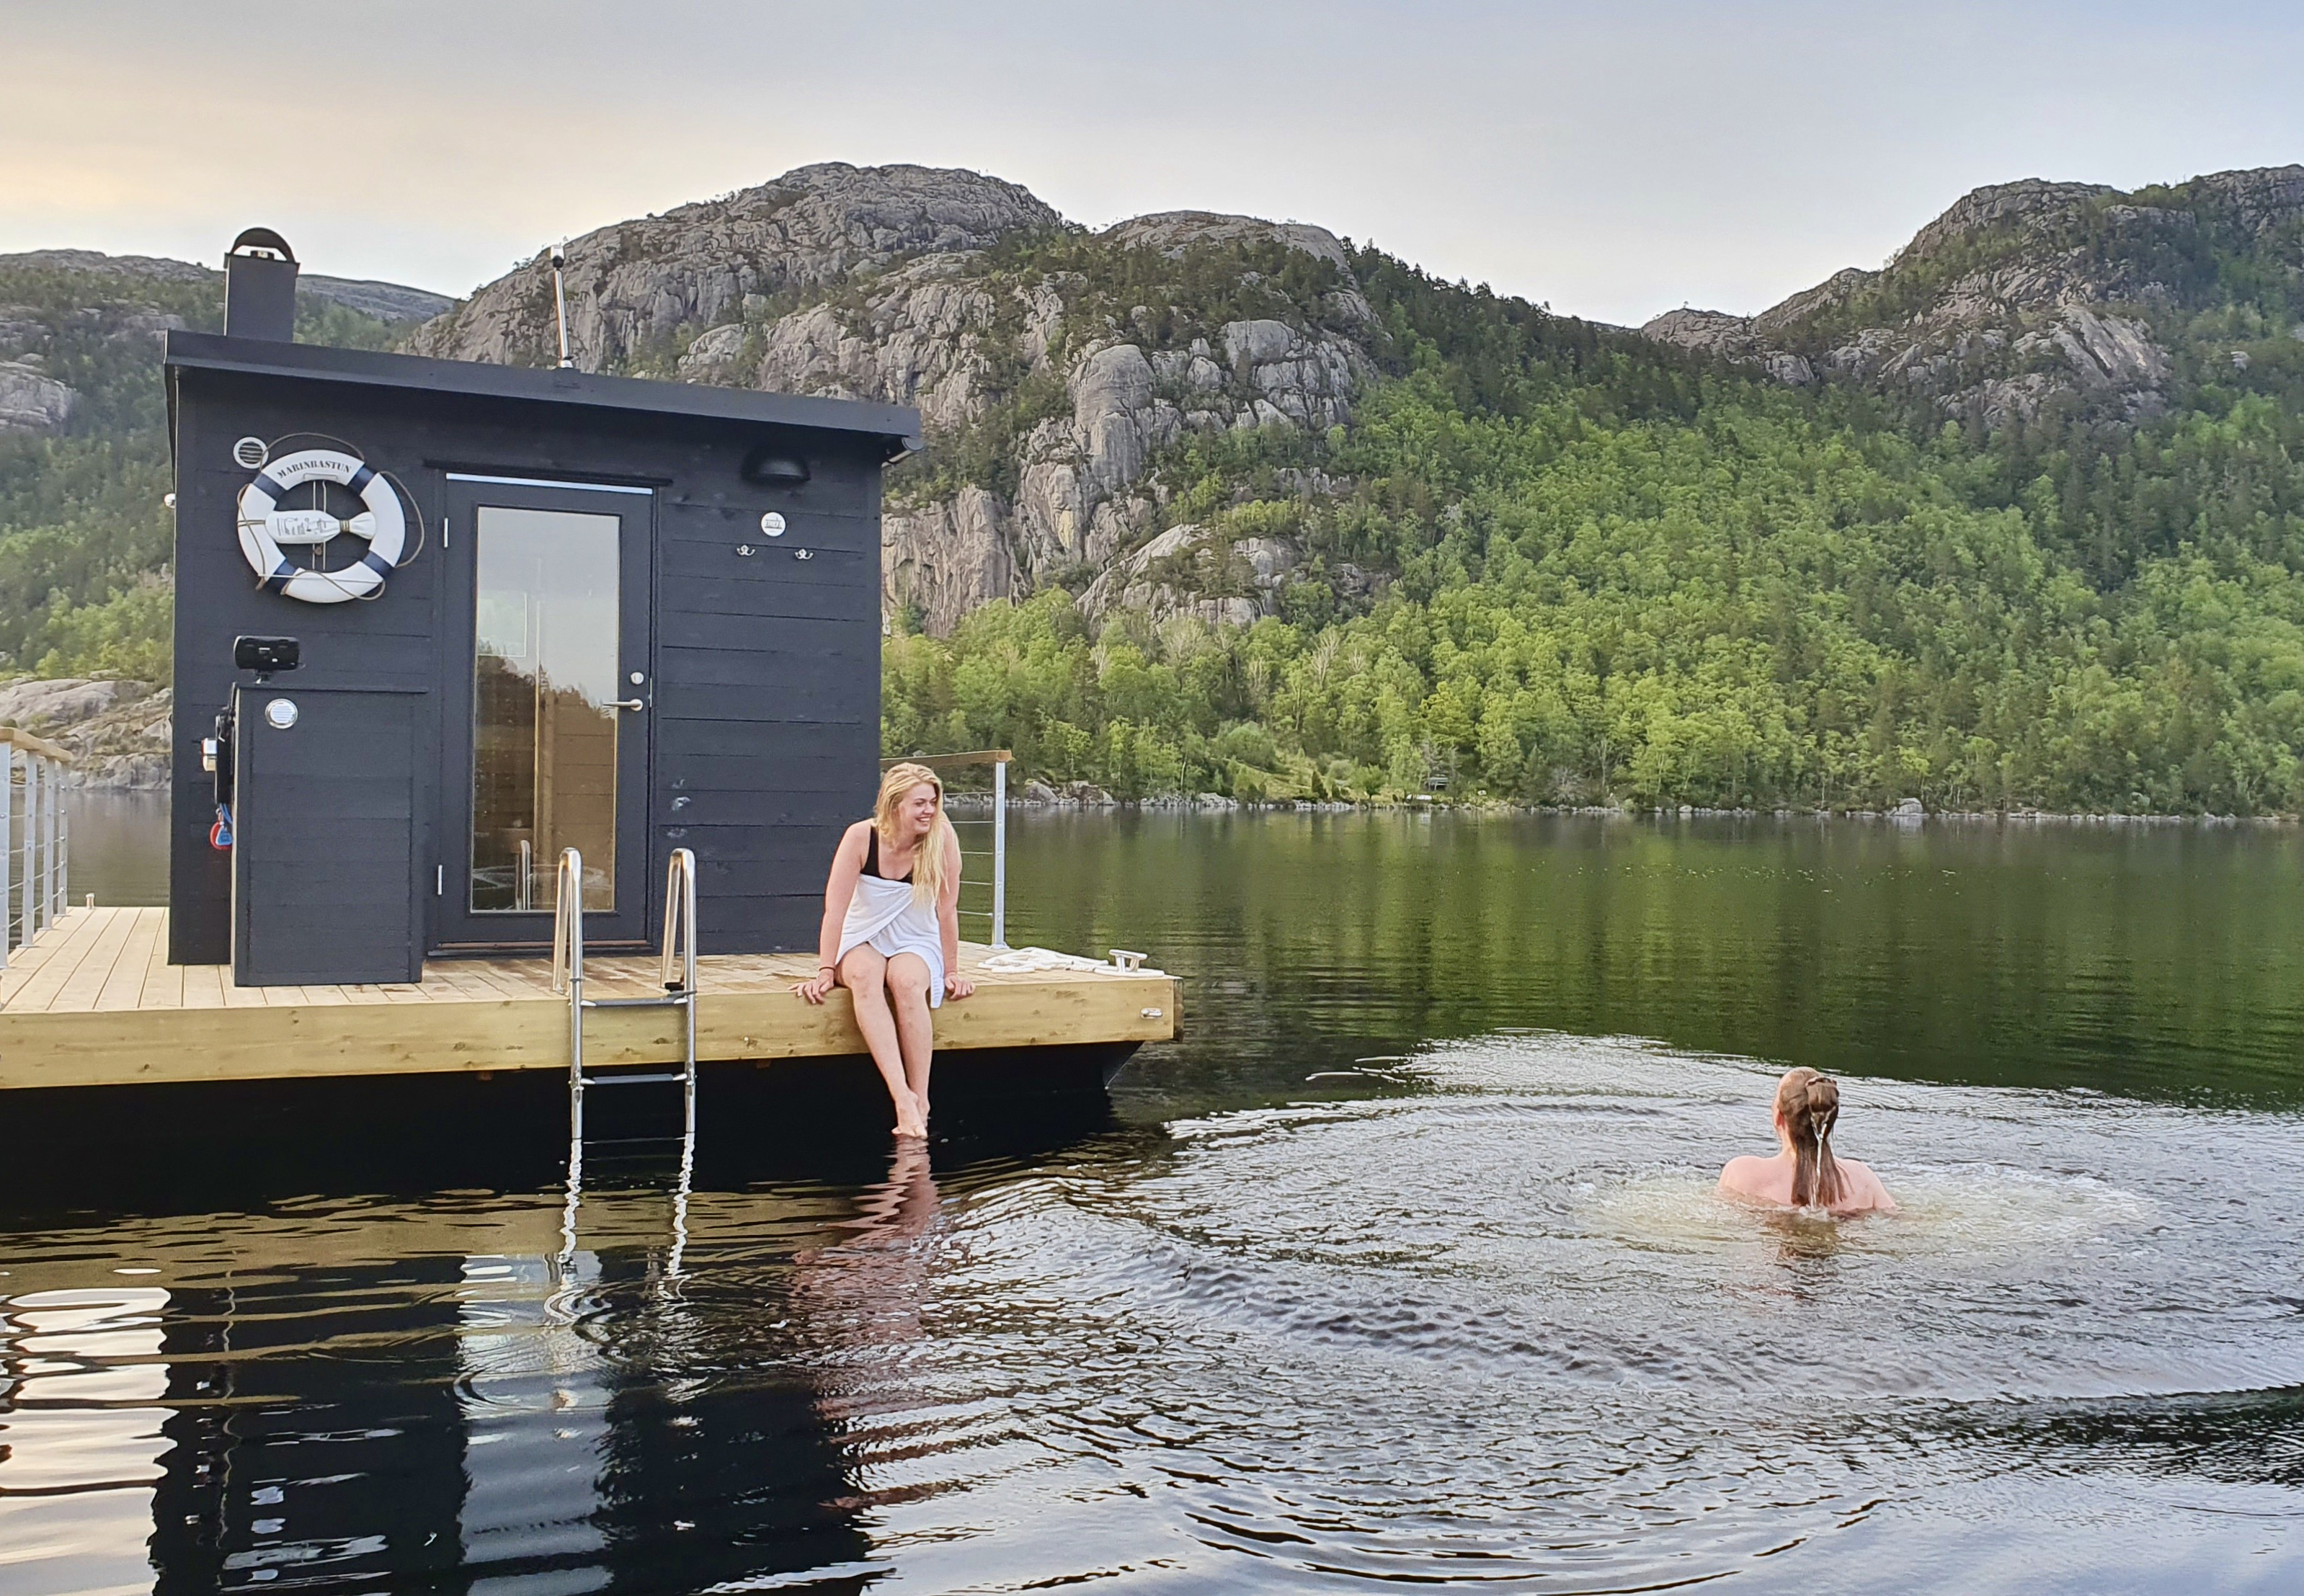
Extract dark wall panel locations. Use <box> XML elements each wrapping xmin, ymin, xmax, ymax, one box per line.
<box><xmin>231</xmin><ymin>686</ymin><xmax>422</xmax><ymax>985</ymax></box>
<box><xmin>657</xmin><ymin>573</ymin><xmax>869</xmax><ymax>623</ymax></box>
<box><xmin>172</xmin><ymin>355</ymin><xmax>892</xmax><ymax>966</ymax></box>
<box><xmin>661</xmin><ymin>646</ymin><xmax>881</xmax><ymax>690</ymax></box>
<box><xmin>658</xmin><ymin>790</ymin><xmax>857</xmax><ymax>828</ymax></box>
<box><xmin>662</xmin><ymin>754</ymin><xmax>861</xmax><ymax>794</ymax></box>
<box><xmin>695</xmin><ymin>892</ymin><xmax>824</xmax><ymax>949</ymax></box>
<box><xmin>658</xmin><ymin>540</ymin><xmax>878</xmax><ymax>592</ymax></box>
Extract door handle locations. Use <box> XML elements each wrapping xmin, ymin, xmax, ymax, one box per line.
<box><xmin>610</xmin><ymin>698</ymin><xmax>646</xmax><ymax>711</ymax></box>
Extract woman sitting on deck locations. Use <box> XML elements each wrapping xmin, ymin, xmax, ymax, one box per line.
<box><xmin>1718</xmin><ymin>1067</ymin><xmax>1896</xmax><ymax>1214</ymax></box>
<box><xmin>793</xmin><ymin>763</ymin><xmax>974</xmax><ymax>1136</ymax></box>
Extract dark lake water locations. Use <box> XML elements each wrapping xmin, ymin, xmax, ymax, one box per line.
<box><xmin>6</xmin><ymin>800</ymin><xmax>2304</xmax><ymax>1592</ymax></box>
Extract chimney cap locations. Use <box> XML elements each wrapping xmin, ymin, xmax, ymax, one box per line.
<box><xmin>228</xmin><ymin>228</ymin><xmax>295</xmax><ymax>264</ymax></box>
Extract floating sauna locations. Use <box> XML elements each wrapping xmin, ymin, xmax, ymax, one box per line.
<box><xmin>0</xmin><ymin>234</ymin><xmax>1175</xmax><ymax>1137</ymax></box>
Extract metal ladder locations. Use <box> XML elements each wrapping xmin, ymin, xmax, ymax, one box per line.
<box><xmin>551</xmin><ymin>846</ymin><xmax>700</xmax><ymax>1163</ymax></box>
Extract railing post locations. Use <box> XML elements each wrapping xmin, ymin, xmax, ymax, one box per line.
<box><xmin>43</xmin><ymin>755</ymin><xmax>57</xmax><ymax>929</ymax></box>
<box><xmin>992</xmin><ymin>758</ymin><xmax>1008</xmax><ymax>950</ymax></box>
<box><xmin>0</xmin><ymin>744</ymin><xmax>13</xmax><ymax>964</ymax></box>
<box><xmin>30</xmin><ymin>755</ymin><xmax>47</xmax><ymax>940</ymax></box>
<box><xmin>27</xmin><ymin>754</ymin><xmax>44</xmax><ymax>941</ymax></box>
<box><xmin>53</xmin><ymin>763</ymin><xmax>67</xmax><ymax>924</ymax></box>
<box><xmin>16</xmin><ymin>752</ymin><xmax>28</xmax><ymax>947</ymax></box>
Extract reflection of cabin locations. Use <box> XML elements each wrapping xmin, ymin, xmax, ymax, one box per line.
<box><xmin>164</xmin><ymin>320</ymin><xmax>918</xmax><ymax>982</ymax></box>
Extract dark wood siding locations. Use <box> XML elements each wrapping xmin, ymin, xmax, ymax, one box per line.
<box><xmin>170</xmin><ymin>350</ymin><xmax>899</xmax><ymax>966</ymax></box>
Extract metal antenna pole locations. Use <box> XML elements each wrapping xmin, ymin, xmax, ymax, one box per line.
<box><xmin>550</xmin><ymin>243</ymin><xmax>574</xmax><ymax>369</ymax></box>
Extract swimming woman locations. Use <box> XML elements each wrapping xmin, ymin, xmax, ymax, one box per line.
<box><xmin>1717</xmin><ymin>1067</ymin><xmax>1895</xmax><ymax>1213</ymax></box>
<box><xmin>793</xmin><ymin>762</ymin><xmax>974</xmax><ymax>1137</ymax></box>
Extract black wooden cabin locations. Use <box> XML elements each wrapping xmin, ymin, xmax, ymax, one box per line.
<box><xmin>164</xmin><ymin>321</ymin><xmax>917</xmax><ymax>985</ymax></box>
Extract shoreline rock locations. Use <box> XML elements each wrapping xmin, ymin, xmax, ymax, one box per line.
<box><xmin>0</xmin><ymin>677</ymin><xmax>171</xmax><ymax>790</ymax></box>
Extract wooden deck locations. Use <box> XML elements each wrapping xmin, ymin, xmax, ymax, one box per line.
<box><xmin>0</xmin><ymin>908</ymin><xmax>1178</xmax><ymax>1092</ymax></box>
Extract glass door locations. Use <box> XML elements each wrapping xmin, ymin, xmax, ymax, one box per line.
<box><xmin>436</xmin><ymin>478</ymin><xmax>651</xmax><ymax>950</ymax></box>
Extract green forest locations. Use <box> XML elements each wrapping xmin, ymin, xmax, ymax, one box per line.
<box><xmin>0</xmin><ymin>258</ymin><xmax>398</xmax><ymax>683</ymax></box>
<box><xmin>885</xmin><ymin>236</ymin><xmax>2304</xmax><ymax>814</ymax></box>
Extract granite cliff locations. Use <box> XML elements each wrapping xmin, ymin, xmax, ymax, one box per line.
<box><xmin>411</xmin><ymin>163</ymin><xmax>1386</xmax><ymax>636</ymax></box>
<box><xmin>1640</xmin><ymin>167</ymin><xmax>2304</xmax><ymax>429</ymax></box>
<box><xmin>416</xmin><ymin>161</ymin><xmax>2304</xmax><ymax>643</ymax></box>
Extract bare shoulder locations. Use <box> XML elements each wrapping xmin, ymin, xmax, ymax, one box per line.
<box><xmin>1835</xmin><ymin>1156</ymin><xmax>1898</xmax><ymax>1213</ymax></box>
<box><xmin>1717</xmin><ymin>1154</ymin><xmax>1768</xmax><ymax>1193</ymax></box>
<box><xmin>825</xmin><ymin>820</ymin><xmax>870</xmax><ymax>875</ymax></box>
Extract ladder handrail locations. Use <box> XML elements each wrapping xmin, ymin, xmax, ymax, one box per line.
<box><xmin>661</xmin><ymin>847</ymin><xmax>697</xmax><ymax>992</ymax></box>
<box><xmin>550</xmin><ymin>847</ymin><xmax>584</xmax><ymax>996</ymax></box>
<box><xmin>556</xmin><ymin>845</ymin><xmax>703</xmax><ymax>1275</ymax></box>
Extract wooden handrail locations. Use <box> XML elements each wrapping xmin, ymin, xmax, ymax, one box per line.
<box><xmin>0</xmin><ymin>727</ymin><xmax>73</xmax><ymax>764</ymax></box>
<box><xmin>881</xmin><ymin>749</ymin><xmax>1012</xmax><ymax>772</ymax></box>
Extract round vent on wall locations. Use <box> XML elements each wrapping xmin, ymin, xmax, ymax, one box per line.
<box><xmin>233</xmin><ymin>436</ymin><xmax>270</xmax><ymax>469</ymax></box>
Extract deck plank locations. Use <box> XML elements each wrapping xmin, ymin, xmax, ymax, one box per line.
<box><xmin>219</xmin><ymin>973</ymin><xmax>270</xmax><ymax>1008</ymax></box>
<box><xmin>0</xmin><ymin>911</ymin><xmax>1179</xmax><ymax>1092</ymax></box>
<box><xmin>32</xmin><ymin>911</ymin><xmax>137</xmax><ymax>1015</ymax></box>
<box><xmin>0</xmin><ymin>912</ymin><xmax>97</xmax><ymax>1011</ymax></box>
<box><xmin>180</xmin><ymin>962</ymin><xmax>227</xmax><ymax>1009</ymax></box>
<box><xmin>94</xmin><ymin>911</ymin><xmax>164</xmax><ymax>1011</ymax></box>
<box><xmin>137</xmin><ymin>911</ymin><xmax>184</xmax><ymax>1009</ymax></box>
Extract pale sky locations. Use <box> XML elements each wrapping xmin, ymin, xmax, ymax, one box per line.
<box><xmin>4</xmin><ymin>1</ymin><xmax>2300</xmax><ymax>326</ymax></box>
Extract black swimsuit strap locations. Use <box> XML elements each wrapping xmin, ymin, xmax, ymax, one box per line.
<box><xmin>861</xmin><ymin>823</ymin><xmax>912</xmax><ymax>883</ymax></box>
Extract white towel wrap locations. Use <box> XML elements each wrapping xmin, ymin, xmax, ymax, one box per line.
<box><xmin>837</xmin><ymin>875</ymin><xmax>946</xmax><ymax>1007</ymax></box>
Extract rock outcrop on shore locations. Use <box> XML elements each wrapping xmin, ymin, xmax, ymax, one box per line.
<box><xmin>0</xmin><ymin>677</ymin><xmax>171</xmax><ymax>788</ymax></box>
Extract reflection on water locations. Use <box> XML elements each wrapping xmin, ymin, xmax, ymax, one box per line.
<box><xmin>63</xmin><ymin>790</ymin><xmax>169</xmax><ymax>909</ymax></box>
<box><xmin>5</xmin><ymin>1042</ymin><xmax>2302</xmax><ymax>1592</ymax></box>
<box><xmin>0</xmin><ymin>1288</ymin><xmax>170</xmax><ymax>1596</ymax></box>
<box><xmin>7</xmin><ymin>811</ymin><xmax>2304</xmax><ymax>1590</ymax></box>
<box><xmin>1009</xmin><ymin>811</ymin><xmax>2304</xmax><ymax>1107</ymax></box>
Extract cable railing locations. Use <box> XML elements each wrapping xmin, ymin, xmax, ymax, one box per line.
<box><xmin>884</xmin><ymin>749</ymin><xmax>1010</xmax><ymax>950</ymax></box>
<box><xmin>0</xmin><ymin>727</ymin><xmax>74</xmax><ymax>966</ymax></box>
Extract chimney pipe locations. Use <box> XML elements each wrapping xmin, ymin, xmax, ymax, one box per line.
<box><xmin>224</xmin><ymin>228</ymin><xmax>298</xmax><ymax>342</ymax></box>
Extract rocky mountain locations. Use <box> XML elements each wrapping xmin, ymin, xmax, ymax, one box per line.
<box><xmin>12</xmin><ymin>160</ymin><xmax>2304</xmax><ymax>809</ymax></box>
<box><xmin>0</xmin><ymin>249</ymin><xmax>450</xmax><ymax>437</ymax></box>
<box><xmin>409</xmin><ymin>161</ymin><xmax>1392</xmax><ymax>635</ymax></box>
<box><xmin>415</xmin><ymin>159</ymin><xmax>2304</xmax><ymax>643</ymax></box>
<box><xmin>1640</xmin><ymin>166</ymin><xmax>2304</xmax><ymax>429</ymax></box>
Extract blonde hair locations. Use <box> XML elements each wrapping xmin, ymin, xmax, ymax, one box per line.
<box><xmin>1775</xmin><ymin>1067</ymin><xmax>1846</xmax><ymax>1209</ymax></box>
<box><xmin>873</xmin><ymin>762</ymin><xmax>953</xmax><ymax>906</ymax></box>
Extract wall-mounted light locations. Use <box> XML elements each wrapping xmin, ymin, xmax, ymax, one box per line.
<box><xmin>741</xmin><ymin>446</ymin><xmax>810</xmax><ymax>486</ymax></box>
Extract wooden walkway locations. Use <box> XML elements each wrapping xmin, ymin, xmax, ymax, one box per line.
<box><xmin>0</xmin><ymin>908</ymin><xmax>1177</xmax><ymax>1092</ymax></box>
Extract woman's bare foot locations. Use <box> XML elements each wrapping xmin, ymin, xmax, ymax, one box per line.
<box><xmin>894</xmin><ymin>1092</ymin><xmax>929</xmax><ymax>1139</ymax></box>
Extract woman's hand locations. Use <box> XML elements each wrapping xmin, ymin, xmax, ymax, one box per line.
<box><xmin>945</xmin><ymin>973</ymin><xmax>975</xmax><ymax>1002</ymax></box>
<box><xmin>795</xmin><ymin>966</ymin><xmax>839</xmax><ymax>1004</ymax></box>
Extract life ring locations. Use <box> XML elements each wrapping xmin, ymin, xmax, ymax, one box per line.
<box><xmin>236</xmin><ymin>447</ymin><xmax>406</xmax><ymax>603</ymax></box>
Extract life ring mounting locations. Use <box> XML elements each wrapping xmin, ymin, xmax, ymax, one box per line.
<box><xmin>236</xmin><ymin>447</ymin><xmax>407</xmax><ymax>604</ymax></box>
